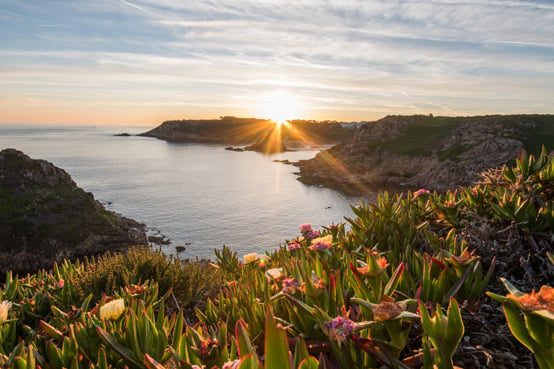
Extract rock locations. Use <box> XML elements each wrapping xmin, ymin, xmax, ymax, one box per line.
<box><xmin>148</xmin><ymin>235</ymin><xmax>171</xmax><ymax>245</ymax></box>
<box><xmin>225</xmin><ymin>146</ymin><xmax>244</xmax><ymax>152</ymax></box>
<box><xmin>114</xmin><ymin>133</ymin><xmax>131</xmax><ymax>137</ymax></box>
<box><xmin>295</xmin><ymin>114</ymin><xmax>554</xmax><ymax>194</ymax></box>
<box><xmin>0</xmin><ymin>149</ymin><xmax>147</xmax><ymax>276</ymax></box>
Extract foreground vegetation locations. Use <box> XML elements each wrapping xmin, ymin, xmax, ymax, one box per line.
<box><xmin>1</xmin><ymin>149</ymin><xmax>554</xmax><ymax>368</ymax></box>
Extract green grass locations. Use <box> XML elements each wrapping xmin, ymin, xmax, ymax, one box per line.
<box><xmin>370</xmin><ymin>116</ymin><xmax>453</xmax><ymax>156</ymax></box>
<box><xmin>438</xmin><ymin>144</ymin><xmax>471</xmax><ymax>162</ymax></box>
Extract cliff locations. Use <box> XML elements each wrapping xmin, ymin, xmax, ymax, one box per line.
<box><xmin>296</xmin><ymin>114</ymin><xmax>554</xmax><ymax>194</ymax></box>
<box><xmin>0</xmin><ymin>149</ymin><xmax>147</xmax><ymax>276</ymax></box>
<box><xmin>139</xmin><ymin>116</ymin><xmax>354</xmax><ymax>152</ymax></box>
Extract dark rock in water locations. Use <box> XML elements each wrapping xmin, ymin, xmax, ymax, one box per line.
<box><xmin>273</xmin><ymin>159</ymin><xmax>294</xmax><ymax>165</ymax></box>
<box><xmin>175</xmin><ymin>246</ymin><xmax>186</xmax><ymax>253</ymax></box>
<box><xmin>148</xmin><ymin>235</ymin><xmax>171</xmax><ymax>245</ymax></box>
<box><xmin>0</xmin><ymin>148</ymin><xmax>147</xmax><ymax>276</ymax></box>
<box><xmin>225</xmin><ymin>146</ymin><xmax>244</xmax><ymax>152</ymax></box>
<box><xmin>114</xmin><ymin>133</ymin><xmax>131</xmax><ymax>137</ymax></box>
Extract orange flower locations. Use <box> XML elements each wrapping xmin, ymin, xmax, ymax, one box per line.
<box><xmin>373</xmin><ymin>301</ymin><xmax>402</xmax><ymax>322</ymax></box>
<box><xmin>510</xmin><ymin>286</ymin><xmax>554</xmax><ymax>312</ymax></box>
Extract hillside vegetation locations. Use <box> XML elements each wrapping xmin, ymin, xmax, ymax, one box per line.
<box><xmin>1</xmin><ymin>149</ymin><xmax>553</xmax><ymax>369</ymax></box>
<box><xmin>297</xmin><ymin>114</ymin><xmax>554</xmax><ymax>194</ymax></box>
<box><xmin>139</xmin><ymin>116</ymin><xmax>353</xmax><ymax>147</ymax></box>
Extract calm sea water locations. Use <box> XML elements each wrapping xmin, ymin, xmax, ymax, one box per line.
<box><xmin>0</xmin><ymin>124</ymin><xmax>366</xmax><ymax>259</ymax></box>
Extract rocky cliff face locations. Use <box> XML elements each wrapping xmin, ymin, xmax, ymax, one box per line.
<box><xmin>0</xmin><ymin>149</ymin><xmax>147</xmax><ymax>276</ymax></box>
<box><xmin>296</xmin><ymin>115</ymin><xmax>554</xmax><ymax>195</ymax></box>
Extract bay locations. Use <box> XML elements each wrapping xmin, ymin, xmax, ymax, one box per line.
<box><xmin>0</xmin><ymin>124</ymin><xmax>366</xmax><ymax>259</ymax></box>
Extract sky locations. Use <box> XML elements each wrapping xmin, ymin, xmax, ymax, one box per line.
<box><xmin>1</xmin><ymin>0</ymin><xmax>554</xmax><ymax>126</ymax></box>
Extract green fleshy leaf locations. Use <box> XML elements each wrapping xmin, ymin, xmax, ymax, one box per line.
<box><xmin>238</xmin><ymin>354</ymin><xmax>260</xmax><ymax>369</ymax></box>
<box><xmin>235</xmin><ymin>320</ymin><xmax>257</xmax><ymax>360</ymax></box>
<box><xmin>39</xmin><ymin>320</ymin><xmax>63</xmax><ymax>341</ymax></box>
<box><xmin>264</xmin><ymin>306</ymin><xmax>291</xmax><ymax>369</ymax></box>
<box><xmin>293</xmin><ymin>337</ymin><xmax>310</xmax><ymax>369</ymax></box>
<box><xmin>503</xmin><ymin>302</ymin><xmax>535</xmax><ymax>352</ymax></box>
<box><xmin>298</xmin><ymin>357</ymin><xmax>319</xmax><ymax>369</ymax></box>
<box><xmin>97</xmin><ymin>326</ymin><xmax>144</xmax><ymax>369</ymax></box>
<box><xmin>145</xmin><ymin>354</ymin><xmax>165</xmax><ymax>369</ymax></box>
<box><xmin>500</xmin><ymin>278</ymin><xmax>525</xmax><ymax>298</ymax></box>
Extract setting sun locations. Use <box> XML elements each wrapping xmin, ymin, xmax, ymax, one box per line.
<box><xmin>258</xmin><ymin>90</ymin><xmax>301</xmax><ymax>124</ymax></box>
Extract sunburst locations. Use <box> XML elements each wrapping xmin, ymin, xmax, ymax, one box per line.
<box><xmin>259</xmin><ymin>90</ymin><xmax>300</xmax><ymax>124</ymax></box>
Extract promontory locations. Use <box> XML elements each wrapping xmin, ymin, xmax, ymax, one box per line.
<box><xmin>0</xmin><ymin>149</ymin><xmax>147</xmax><ymax>276</ymax></box>
<box><xmin>295</xmin><ymin>114</ymin><xmax>554</xmax><ymax>195</ymax></box>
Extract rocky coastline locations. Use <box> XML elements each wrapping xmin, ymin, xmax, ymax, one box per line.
<box><xmin>139</xmin><ymin>116</ymin><xmax>354</xmax><ymax>153</ymax></box>
<box><xmin>0</xmin><ymin>149</ymin><xmax>148</xmax><ymax>277</ymax></box>
<box><xmin>295</xmin><ymin>114</ymin><xmax>554</xmax><ymax>195</ymax></box>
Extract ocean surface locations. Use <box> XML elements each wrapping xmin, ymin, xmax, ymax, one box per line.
<box><xmin>0</xmin><ymin>124</ymin><xmax>367</xmax><ymax>259</ymax></box>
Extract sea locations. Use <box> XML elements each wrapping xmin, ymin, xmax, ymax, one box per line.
<box><xmin>0</xmin><ymin>124</ymin><xmax>368</xmax><ymax>259</ymax></box>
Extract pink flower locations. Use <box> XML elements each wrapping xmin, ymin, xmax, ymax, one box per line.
<box><xmin>309</xmin><ymin>242</ymin><xmax>331</xmax><ymax>251</ymax></box>
<box><xmin>414</xmin><ymin>189</ymin><xmax>430</xmax><ymax>198</ymax></box>
<box><xmin>324</xmin><ymin>316</ymin><xmax>355</xmax><ymax>343</ymax></box>
<box><xmin>287</xmin><ymin>243</ymin><xmax>301</xmax><ymax>251</ymax></box>
<box><xmin>282</xmin><ymin>278</ymin><xmax>300</xmax><ymax>293</ymax></box>
<box><xmin>57</xmin><ymin>279</ymin><xmax>64</xmax><ymax>289</ymax></box>
<box><xmin>222</xmin><ymin>360</ymin><xmax>240</xmax><ymax>369</ymax></box>
<box><xmin>299</xmin><ymin>223</ymin><xmax>313</xmax><ymax>233</ymax></box>
<box><xmin>306</xmin><ymin>231</ymin><xmax>319</xmax><ymax>240</ymax></box>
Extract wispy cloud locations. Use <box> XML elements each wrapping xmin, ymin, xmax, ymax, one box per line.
<box><xmin>0</xmin><ymin>0</ymin><xmax>553</xmax><ymax>124</ymax></box>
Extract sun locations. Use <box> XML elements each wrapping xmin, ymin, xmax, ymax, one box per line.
<box><xmin>259</xmin><ymin>90</ymin><xmax>300</xmax><ymax>124</ymax></box>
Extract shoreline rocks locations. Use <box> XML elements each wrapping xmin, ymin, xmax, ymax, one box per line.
<box><xmin>0</xmin><ymin>148</ymin><xmax>148</xmax><ymax>276</ymax></box>
<box><xmin>295</xmin><ymin>114</ymin><xmax>554</xmax><ymax>195</ymax></box>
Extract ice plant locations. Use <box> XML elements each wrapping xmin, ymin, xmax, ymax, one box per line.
<box><xmin>324</xmin><ymin>316</ymin><xmax>355</xmax><ymax>346</ymax></box>
<box><xmin>98</xmin><ymin>298</ymin><xmax>125</xmax><ymax>321</ymax></box>
<box><xmin>265</xmin><ymin>268</ymin><xmax>283</xmax><ymax>280</ymax></box>
<box><xmin>243</xmin><ymin>253</ymin><xmax>260</xmax><ymax>264</ymax></box>
<box><xmin>222</xmin><ymin>359</ymin><xmax>240</xmax><ymax>369</ymax></box>
<box><xmin>353</xmin><ymin>296</ymin><xmax>419</xmax><ymax>358</ymax></box>
<box><xmin>414</xmin><ymin>188</ymin><xmax>430</xmax><ymax>197</ymax></box>
<box><xmin>282</xmin><ymin>278</ymin><xmax>300</xmax><ymax>293</ymax></box>
<box><xmin>308</xmin><ymin>235</ymin><xmax>333</xmax><ymax>251</ymax></box>
<box><xmin>287</xmin><ymin>242</ymin><xmax>301</xmax><ymax>251</ymax></box>
<box><xmin>487</xmin><ymin>279</ymin><xmax>554</xmax><ymax>369</ymax></box>
<box><xmin>305</xmin><ymin>231</ymin><xmax>319</xmax><ymax>240</ymax></box>
<box><xmin>299</xmin><ymin>223</ymin><xmax>313</xmax><ymax>233</ymax></box>
<box><xmin>0</xmin><ymin>301</ymin><xmax>12</xmax><ymax>323</ymax></box>
<box><xmin>419</xmin><ymin>298</ymin><xmax>464</xmax><ymax>369</ymax></box>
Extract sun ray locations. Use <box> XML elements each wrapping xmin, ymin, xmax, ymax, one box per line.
<box><xmin>258</xmin><ymin>90</ymin><xmax>301</xmax><ymax>124</ymax></box>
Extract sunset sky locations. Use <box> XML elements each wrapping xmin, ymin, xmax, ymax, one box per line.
<box><xmin>1</xmin><ymin>0</ymin><xmax>553</xmax><ymax>125</ymax></box>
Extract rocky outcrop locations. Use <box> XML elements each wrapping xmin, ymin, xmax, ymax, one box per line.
<box><xmin>296</xmin><ymin>114</ymin><xmax>554</xmax><ymax>195</ymax></box>
<box><xmin>0</xmin><ymin>149</ymin><xmax>147</xmax><ymax>276</ymax></box>
<box><xmin>139</xmin><ymin>117</ymin><xmax>354</xmax><ymax>153</ymax></box>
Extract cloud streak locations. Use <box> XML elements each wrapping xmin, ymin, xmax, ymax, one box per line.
<box><xmin>0</xmin><ymin>0</ymin><xmax>553</xmax><ymax>124</ymax></box>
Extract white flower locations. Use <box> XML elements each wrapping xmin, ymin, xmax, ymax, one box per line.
<box><xmin>265</xmin><ymin>268</ymin><xmax>283</xmax><ymax>280</ymax></box>
<box><xmin>243</xmin><ymin>253</ymin><xmax>260</xmax><ymax>264</ymax></box>
<box><xmin>0</xmin><ymin>300</ymin><xmax>12</xmax><ymax>323</ymax></box>
<box><xmin>99</xmin><ymin>299</ymin><xmax>125</xmax><ymax>320</ymax></box>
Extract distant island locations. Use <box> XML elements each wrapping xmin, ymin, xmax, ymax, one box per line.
<box><xmin>139</xmin><ymin>116</ymin><xmax>355</xmax><ymax>153</ymax></box>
